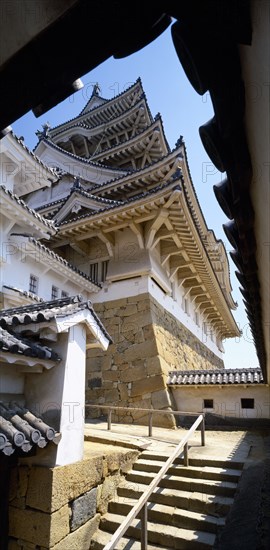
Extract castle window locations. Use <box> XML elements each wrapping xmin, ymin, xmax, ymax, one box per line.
<box><xmin>203</xmin><ymin>399</ymin><xmax>214</xmax><ymax>409</ymax></box>
<box><xmin>101</xmin><ymin>260</ymin><xmax>109</xmax><ymax>282</ymax></box>
<box><xmin>29</xmin><ymin>274</ymin><xmax>38</xmax><ymax>294</ymax></box>
<box><xmin>90</xmin><ymin>262</ymin><xmax>98</xmax><ymax>283</ymax></box>
<box><xmin>241</xmin><ymin>398</ymin><xmax>254</xmax><ymax>409</ymax></box>
<box><xmin>61</xmin><ymin>290</ymin><xmax>69</xmax><ymax>298</ymax></box>
<box><xmin>51</xmin><ymin>285</ymin><xmax>58</xmax><ymax>300</ymax></box>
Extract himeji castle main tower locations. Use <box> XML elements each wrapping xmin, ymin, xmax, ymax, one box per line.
<box><xmin>26</xmin><ymin>79</ymin><xmax>240</xmax><ymax>426</ymax></box>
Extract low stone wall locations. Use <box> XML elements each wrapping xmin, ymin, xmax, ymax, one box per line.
<box><xmin>86</xmin><ymin>293</ymin><xmax>223</xmax><ymax>428</ymax></box>
<box><xmin>8</xmin><ymin>445</ymin><xmax>139</xmax><ymax>549</ymax></box>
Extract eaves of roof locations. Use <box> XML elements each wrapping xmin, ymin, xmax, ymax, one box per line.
<box><xmin>38</xmin><ymin>137</ymin><xmax>129</xmax><ymax>174</ymax></box>
<box><xmin>48</xmin><ymin>78</ymin><xmax>144</xmax><ymax>137</ymax></box>
<box><xmin>0</xmin><ymin>185</ymin><xmax>56</xmax><ymax>234</ymax></box>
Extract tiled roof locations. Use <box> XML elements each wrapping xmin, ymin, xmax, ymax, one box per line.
<box><xmin>0</xmin><ymin>401</ymin><xmax>61</xmax><ymax>456</ymax></box>
<box><xmin>11</xmin><ymin>132</ymin><xmax>58</xmax><ymax>178</ymax></box>
<box><xmin>87</xmin><ymin>142</ymin><xmax>184</xmax><ymax>195</ymax></box>
<box><xmin>3</xmin><ymin>285</ymin><xmax>44</xmax><ymax>303</ymax></box>
<box><xmin>35</xmin><ymin>185</ymin><xmax>123</xmax><ymax>214</ymax></box>
<box><xmin>0</xmin><ymin>295</ymin><xmax>112</xmax><ymax>343</ymax></box>
<box><xmin>90</xmin><ymin>116</ymin><xmax>170</xmax><ymax>160</ymax></box>
<box><xmin>26</xmin><ymin>237</ymin><xmax>101</xmax><ymax>288</ymax></box>
<box><xmin>0</xmin><ymin>326</ymin><xmax>60</xmax><ymax>361</ymax></box>
<box><xmin>78</xmin><ymin>78</ymin><xmax>142</xmax><ymax>116</ymax></box>
<box><xmin>0</xmin><ymin>185</ymin><xmax>56</xmax><ymax>232</ymax></box>
<box><xmin>38</xmin><ymin>137</ymin><xmax>129</xmax><ymax>173</ymax></box>
<box><xmin>57</xmin><ymin>180</ymin><xmax>181</xmax><ymax>227</ymax></box>
<box><xmin>52</xmin><ymin>95</ymin><xmax>148</xmax><ymax>138</ymax></box>
<box><xmin>45</xmin><ymin>79</ymin><xmax>143</xmax><ymax>137</ymax></box>
<box><xmin>167</xmin><ymin>368</ymin><xmax>264</xmax><ymax>386</ymax></box>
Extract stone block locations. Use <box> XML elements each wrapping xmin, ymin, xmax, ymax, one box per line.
<box><xmin>121</xmin><ymin>311</ymin><xmax>152</xmax><ymax>333</ymax></box>
<box><xmin>104</xmin><ymin>389</ymin><xmax>119</xmax><ymax>402</ymax></box>
<box><xmin>26</xmin><ymin>457</ymin><xmax>103</xmax><ymax>513</ymax></box>
<box><xmin>146</xmin><ymin>356</ymin><xmax>162</xmax><ymax>376</ymax></box>
<box><xmin>9</xmin><ymin>504</ymin><xmax>70</xmax><ymax>547</ymax></box>
<box><xmin>120</xmin><ymin>366</ymin><xmax>146</xmax><ymax>383</ymax></box>
<box><xmin>118</xmin><ymin>383</ymin><xmax>129</xmax><ymax>400</ymax></box>
<box><xmin>102</xmin><ymin>355</ymin><xmax>113</xmax><ymax>370</ymax></box>
<box><xmin>50</xmin><ymin>514</ymin><xmax>100</xmax><ymax>550</ymax></box>
<box><xmin>103</xmin><ymin>371</ymin><xmax>119</xmax><ymax>382</ymax></box>
<box><xmin>127</xmin><ymin>293</ymin><xmax>148</xmax><ymax>303</ymax></box>
<box><xmin>70</xmin><ymin>487</ymin><xmax>97</xmax><ymax>532</ymax></box>
<box><xmin>97</xmin><ymin>473</ymin><xmax>123</xmax><ymax>515</ymax></box>
<box><xmin>130</xmin><ymin>375</ymin><xmax>166</xmax><ymax>397</ymax></box>
<box><xmin>143</xmin><ymin>324</ymin><xmax>155</xmax><ymax>340</ymax></box>
<box><xmin>104</xmin><ymin>308</ymin><xmax>118</xmax><ymax>319</ymax></box>
<box><xmin>134</xmin><ymin>329</ymin><xmax>145</xmax><ymax>343</ymax></box>
<box><xmin>121</xmin><ymin>340</ymin><xmax>157</xmax><ymax>363</ymax></box>
<box><xmin>121</xmin><ymin>304</ymin><xmax>138</xmax><ymax>316</ymax></box>
<box><xmin>88</xmin><ymin>377</ymin><xmax>102</xmax><ymax>389</ymax></box>
<box><xmin>104</xmin><ymin>298</ymin><xmax>127</xmax><ymax>309</ymax></box>
<box><xmin>151</xmin><ymin>389</ymin><xmax>172</xmax><ymax>410</ymax></box>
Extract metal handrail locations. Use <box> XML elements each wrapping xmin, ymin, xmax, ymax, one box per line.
<box><xmin>86</xmin><ymin>406</ymin><xmax>205</xmax><ymax>550</ymax></box>
<box><xmin>85</xmin><ymin>404</ymin><xmax>205</xmax><ymax>443</ymax></box>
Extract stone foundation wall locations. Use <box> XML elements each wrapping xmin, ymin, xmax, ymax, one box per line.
<box><xmin>8</xmin><ymin>446</ymin><xmax>139</xmax><ymax>549</ymax></box>
<box><xmin>86</xmin><ymin>293</ymin><xmax>224</xmax><ymax>427</ymax></box>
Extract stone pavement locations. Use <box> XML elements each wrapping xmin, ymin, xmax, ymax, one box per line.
<box><xmin>85</xmin><ymin>419</ymin><xmax>251</xmax><ymax>462</ymax></box>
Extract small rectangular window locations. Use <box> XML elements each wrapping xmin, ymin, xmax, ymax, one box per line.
<box><xmin>241</xmin><ymin>398</ymin><xmax>254</xmax><ymax>409</ymax></box>
<box><xmin>61</xmin><ymin>290</ymin><xmax>69</xmax><ymax>298</ymax></box>
<box><xmin>90</xmin><ymin>262</ymin><xmax>98</xmax><ymax>283</ymax></box>
<box><xmin>29</xmin><ymin>274</ymin><xmax>38</xmax><ymax>294</ymax></box>
<box><xmin>203</xmin><ymin>399</ymin><xmax>214</xmax><ymax>409</ymax></box>
<box><xmin>195</xmin><ymin>312</ymin><xmax>200</xmax><ymax>326</ymax></box>
<box><xmin>101</xmin><ymin>260</ymin><xmax>109</xmax><ymax>283</ymax></box>
<box><xmin>51</xmin><ymin>285</ymin><xmax>58</xmax><ymax>300</ymax></box>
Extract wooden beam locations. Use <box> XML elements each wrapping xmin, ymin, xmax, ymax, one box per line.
<box><xmin>98</xmin><ymin>232</ymin><xmax>114</xmax><ymax>257</ymax></box>
<box><xmin>145</xmin><ymin>209</ymin><xmax>169</xmax><ymax>249</ymax></box>
<box><xmin>70</xmin><ymin>240</ymin><xmax>90</xmax><ymax>257</ymax></box>
<box><xmin>151</xmin><ymin>229</ymin><xmax>175</xmax><ymax>250</ymax></box>
<box><xmin>130</xmin><ymin>222</ymin><xmax>144</xmax><ymax>249</ymax></box>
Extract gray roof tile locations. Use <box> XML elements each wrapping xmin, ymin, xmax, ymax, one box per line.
<box><xmin>0</xmin><ymin>326</ymin><xmax>60</xmax><ymax>361</ymax></box>
<box><xmin>0</xmin><ymin>402</ymin><xmax>60</xmax><ymax>456</ymax></box>
<box><xmin>167</xmin><ymin>368</ymin><xmax>264</xmax><ymax>385</ymax></box>
<box><xmin>0</xmin><ymin>294</ymin><xmax>112</xmax><ymax>343</ymax></box>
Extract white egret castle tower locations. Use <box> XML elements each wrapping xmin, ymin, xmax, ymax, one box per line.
<box><xmin>26</xmin><ymin>79</ymin><xmax>240</xmax><ymax>426</ymax></box>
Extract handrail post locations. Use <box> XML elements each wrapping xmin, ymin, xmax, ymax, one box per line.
<box><xmin>184</xmin><ymin>443</ymin><xmax>189</xmax><ymax>466</ymax></box>
<box><xmin>141</xmin><ymin>503</ymin><xmax>148</xmax><ymax>550</ymax></box>
<box><xmin>201</xmin><ymin>415</ymin><xmax>205</xmax><ymax>447</ymax></box>
<box><xmin>107</xmin><ymin>409</ymin><xmax>112</xmax><ymax>431</ymax></box>
<box><xmin>148</xmin><ymin>412</ymin><xmax>153</xmax><ymax>437</ymax></box>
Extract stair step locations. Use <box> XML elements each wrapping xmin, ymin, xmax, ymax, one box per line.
<box><xmin>91</xmin><ymin>529</ymin><xmax>170</xmax><ymax>550</ymax></box>
<box><xmin>126</xmin><ymin>470</ymin><xmax>238</xmax><ymax>497</ymax></box>
<box><xmin>99</xmin><ymin>512</ymin><xmax>216</xmax><ymax>549</ymax></box>
<box><xmin>109</xmin><ymin>496</ymin><xmax>225</xmax><ymax>533</ymax></box>
<box><xmin>140</xmin><ymin>451</ymin><xmax>244</xmax><ymax>470</ymax></box>
<box><xmin>133</xmin><ymin>458</ymin><xmax>242</xmax><ymax>482</ymax></box>
<box><xmin>118</xmin><ymin>480</ymin><xmax>234</xmax><ymax>516</ymax></box>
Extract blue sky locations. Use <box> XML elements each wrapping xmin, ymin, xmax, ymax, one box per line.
<box><xmin>12</xmin><ymin>26</ymin><xmax>259</xmax><ymax>369</ymax></box>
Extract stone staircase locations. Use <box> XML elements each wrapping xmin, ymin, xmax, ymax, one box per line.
<box><xmin>91</xmin><ymin>449</ymin><xmax>244</xmax><ymax>549</ymax></box>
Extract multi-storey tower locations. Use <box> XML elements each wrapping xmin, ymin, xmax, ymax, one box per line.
<box><xmin>25</xmin><ymin>79</ymin><xmax>240</xmax><ymax>426</ymax></box>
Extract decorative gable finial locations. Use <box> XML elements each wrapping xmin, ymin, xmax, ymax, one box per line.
<box><xmin>72</xmin><ymin>177</ymin><xmax>81</xmax><ymax>190</ymax></box>
<box><xmin>36</xmin><ymin>122</ymin><xmax>51</xmax><ymax>139</ymax></box>
<box><xmin>92</xmin><ymin>83</ymin><xmax>101</xmax><ymax>96</ymax></box>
